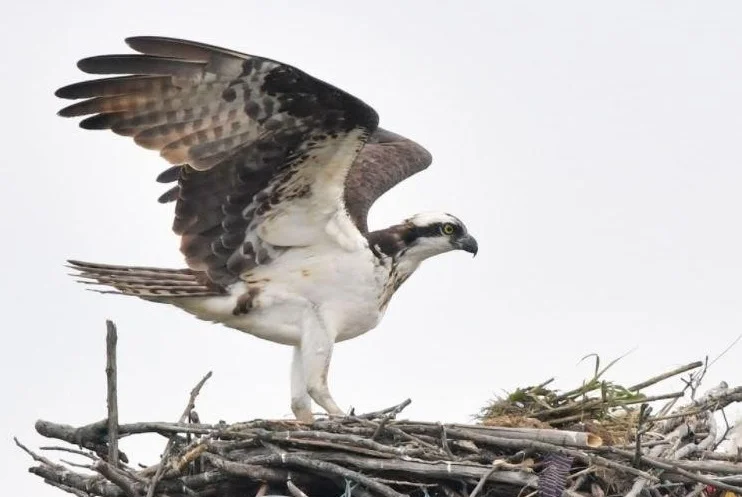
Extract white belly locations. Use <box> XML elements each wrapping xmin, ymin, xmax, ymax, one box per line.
<box><xmin>171</xmin><ymin>245</ymin><xmax>388</xmax><ymax>346</ymax></box>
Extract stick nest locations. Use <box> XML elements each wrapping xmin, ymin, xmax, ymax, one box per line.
<box><xmin>17</xmin><ymin>324</ymin><xmax>742</xmax><ymax>497</ymax></box>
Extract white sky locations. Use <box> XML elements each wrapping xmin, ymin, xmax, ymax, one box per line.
<box><xmin>3</xmin><ymin>2</ymin><xmax>742</xmax><ymax>495</ymax></box>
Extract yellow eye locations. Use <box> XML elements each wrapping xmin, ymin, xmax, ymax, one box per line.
<box><xmin>442</xmin><ymin>223</ymin><xmax>455</xmax><ymax>235</ymax></box>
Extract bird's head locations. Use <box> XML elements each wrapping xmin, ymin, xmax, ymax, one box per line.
<box><xmin>367</xmin><ymin>212</ymin><xmax>478</xmax><ymax>265</ymax></box>
<box><xmin>365</xmin><ymin>211</ymin><xmax>478</xmax><ymax>293</ymax></box>
<box><xmin>400</xmin><ymin>212</ymin><xmax>478</xmax><ymax>261</ymax></box>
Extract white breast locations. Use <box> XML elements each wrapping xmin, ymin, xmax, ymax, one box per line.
<box><xmin>171</xmin><ymin>242</ymin><xmax>390</xmax><ymax>346</ymax></box>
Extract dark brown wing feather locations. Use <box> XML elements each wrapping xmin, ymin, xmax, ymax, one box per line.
<box><xmin>57</xmin><ymin>36</ymin><xmax>379</xmax><ymax>286</ymax></box>
<box><xmin>344</xmin><ymin>128</ymin><xmax>433</xmax><ymax>233</ymax></box>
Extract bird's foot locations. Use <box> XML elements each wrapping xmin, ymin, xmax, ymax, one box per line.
<box><xmin>291</xmin><ymin>395</ymin><xmax>315</xmax><ymax>424</ymax></box>
<box><xmin>292</xmin><ymin>407</ymin><xmax>315</xmax><ymax>424</ymax></box>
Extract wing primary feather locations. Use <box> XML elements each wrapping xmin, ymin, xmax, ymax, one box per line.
<box><xmin>157</xmin><ymin>185</ymin><xmax>180</xmax><ymax>203</ymax></box>
<box><xmin>156</xmin><ymin>165</ymin><xmax>181</xmax><ymax>183</ymax></box>
<box><xmin>125</xmin><ymin>36</ymin><xmax>251</xmax><ymax>61</ymax></box>
<box><xmin>78</xmin><ymin>113</ymin><xmax>128</xmax><ymax>129</ymax></box>
<box><xmin>77</xmin><ymin>55</ymin><xmax>206</xmax><ymax>77</ymax></box>
<box><xmin>55</xmin><ymin>75</ymin><xmax>170</xmax><ymax>99</ymax></box>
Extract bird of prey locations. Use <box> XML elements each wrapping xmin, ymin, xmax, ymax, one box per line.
<box><xmin>58</xmin><ymin>37</ymin><xmax>478</xmax><ymax>422</ymax></box>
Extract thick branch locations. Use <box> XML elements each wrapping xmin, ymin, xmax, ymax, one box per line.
<box><xmin>105</xmin><ymin>320</ymin><xmax>119</xmax><ymax>467</ymax></box>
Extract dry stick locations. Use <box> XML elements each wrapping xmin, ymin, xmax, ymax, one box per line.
<box><xmin>540</xmin><ymin>391</ymin><xmax>686</xmax><ymax>422</ymax></box>
<box><xmin>36</xmin><ymin>420</ymin><xmax>218</xmax><ymax>443</ymax></box>
<box><xmin>30</xmin><ymin>465</ymin><xmax>127</xmax><ymax>497</ymax></box>
<box><xmin>206</xmin><ymin>452</ymin><xmax>405</xmax><ymax>497</ymax></box>
<box><xmin>352</xmin><ymin>417</ymin><xmax>442</xmax><ymax>453</ymax></box>
<box><xmin>440</xmin><ymin>424</ymin><xmax>455</xmax><ymax>459</ymax></box>
<box><xmin>370</xmin><ymin>417</ymin><xmax>392</xmax><ymax>441</ymax></box>
<box><xmin>255</xmin><ymin>482</ymin><xmax>269</xmax><ymax>497</ymax></box>
<box><xmin>658</xmin><ymin>359</ymin><xmax>710</xmax><ymax>418</ymax></box>
<box><xmin>629</xmin><ymin>361</ymin><xmax>704</xmax><ymax>391</ymax></box>
<box><xmin>34</xmin><ymin>418</ymin><xmax>130</xmax><ymax>462</ymax></box>
<box><xmin>468</xmin><ymin>467</ymin><xmax>498</xmax><ymax>497</ymax></box>
<box><xmin>43</xmin><ymin>479</ymin><xmax>91</xmax><ymax>497</ymax></box>
<box><xmin>253</xmin><ymin>433</ymin><xmax>396</xmax><ymax>459</ymax></box>
<box><xmin>30</xmin><ymin>464</ymin><xmax>242</xmax><ymax>497</ymax></box>
<box><xmin>708</xmin><ymin>333</ymin><xmax>742</xmax><ymax>368</ymax></box>
<box><xmin>106</xmin><ymin>320</ymin><xmax>120</xmax><ymax>467</ymax></box>
<box><xmin>15</xmin><ymin>437</ymin><xmax>64</xmax><ymax>469</ymax></box>
<box><xmin>356</xmin><ymin>399</ymin><xmax>412</xmax><ymax>420</ymax></box>
<box><xmin>302</xmin><ymin>452</ymin><xmax>538</xmax><ymax>487</ymax></box>
<box><xmin>287</xmin><ymin>479</ymin><xmax>310</xmax><ymax>497</ymax></box>
<box><xmin>251</xmin><ymin>428</ymin><xmax>428</xmax><ymax>459</ymax></box>
<box><xmin>438</xmin><ymin>424</ymin><xmax>600</xmax><ymax>448</ymax></box>
<box><xmin>95</xmin><ymin>460</ymin><xmax>140</xmax><ymax>497</ymax></box>
<box><xmin>633</xmin><ymin>403</ymin><xmax>649</xmax><ymax>468</ymax></box>
<box><xmin>600</xmin><ymin>446</ymin><xmax>742</xmax><ymax>492</ymax></box>
<box><xmin>440</xmin><ymin>428</ymin><xmax>658</xmax><ymax>482</ymax></box>
<box><xmin>41</xmin><ymin>446</ymin><xmax>97</xmax><ymax>460</ymax></box>
<box><xmin>145</xmin><ymin>371</ymin><xmax>213</xmax><ymax>497</ymax></box>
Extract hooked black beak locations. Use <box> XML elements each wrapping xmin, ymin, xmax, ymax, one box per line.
<box><xmin>456</xmin><ymin>234</ymin><xmax>478</xmax><ymax>257</ymax></box>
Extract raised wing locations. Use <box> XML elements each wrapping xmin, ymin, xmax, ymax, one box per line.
<box><xmin>345</xmin><ymin>128</ymin><xmax>433</xmax><ymax>233</ymax></box>
<box><xmin>56</xmin><ymin>36</ymin><xmax>379</xmax><ymax>286</ymax></box>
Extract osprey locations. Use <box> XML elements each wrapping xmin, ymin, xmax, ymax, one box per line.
<box><xmin>58</xmin><ymin>37</ymin><xmax>478</xmax><ymax>422</ymax></box>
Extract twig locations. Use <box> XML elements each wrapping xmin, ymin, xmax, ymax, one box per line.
<box><xmin>440</xmin><ymin>424</ymin><xmax>455</xmax><ymax>459</ymax></box>
<box><xmin>468</xmin><ymin>467</ymin><xmax>497</xmax><ymax>497</ymax></box>
<box><xmin>287</xmin><ymin>479</ymin><xmax>310</xmax><ymax>497</ymax></box>
<box><xmin>714</xmin><ymin>408</ymin><xmax>733</xmax><ymax>451</ymax></box>
<box><xmin>40</xmin><ymin>446</ymin><xmax>97</xmax><ymax>460</ymax></box>
<box><xmin>94</xmin><ymin>460</ymin><xmax>140</xmax><ymax>497</ymax></box>
<box><xmin>255</xmin><ymin>482</ymin><xmax>269</xmax><ymax>497</ymax></box>
<box><xmin>629</xmin><ymin>361</ymin><xmax>704</xmax><ymax>391</ymax></box>
<box><xmin>208</xmin><ymin>452</ymin><xmax>405</xmax><ymax>497</ymax></box>
<box><xmin>370</xmin><ymin>416</ymin><xmax>391</xmax><ymax>441</ymax></box>
<box><xmin>43</xmin><ymin>479</ymin><xmax>91</xmax><ymax>497</ymax></box>
<box><xmin>15</xmin><ymin>437</ymin><xmax>62</xmax><ymax>468</ymax></box>
<box><xmin>106</xmin><ymin>320</ymin><xmax>119</xmax><ymax>467</ymax></box>
<box><xmin>352</xmin><ymin>416</ymin><xmax>443</xmax><ymax>453</ymax></box>
<box><xmin>145</xmin><ymin>371</ymin><xmax>212</xmax><ymax>497</ymax></box>
<box><xmin>708</xmin><ymin>333</ymin><xmax>742</xmax><ymax>368</ymax></box>
<box><xmin>633</xmin><ymin>403</ymin><xmax>649</xmax><ymax>468</ymax></box>
<box><xmin>600</xmin><ymin>445</ymin><xmax>742</xmax><ymax>492</ymax></box>
<box><xmin>356</xmin><ymin>399</ymin><xmax>412</xmax><ymax>420</ymax></box>
<box><xmin>179</xmin><ymin>372</ymin><xmax>213</xmax><ymax>423</ymax></box>
<box><xmin>34</xmin><ymin>419</ymin><xmax>130</xmax><ymax>463</ymax></box>
<box><xmin>440</xmin><ymin>428</ymin><xmax>658</xmax><ymax>482</ymax></box>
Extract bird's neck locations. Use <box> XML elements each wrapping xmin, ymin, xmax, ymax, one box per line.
<box><xmin>365</xmin><ymin>223</ymin><xmax>443</xmax><ymax>266</ymax></box>
<box><xmin>365</xmin><ymin>223</ymin><xmax>430</xmax><ymax>273</ymax></box>
<box><xmin>369</xmin><ymin>225</ymin><xmax>426</xmax><ymax>310</ymax></box>
<box><xmin>365</xmin><ymin>223</ymin><xmax>415</xmax><ymax>259</ymax></box>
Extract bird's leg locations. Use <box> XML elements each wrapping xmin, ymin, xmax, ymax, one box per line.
<box><xmin>300</xmin><ymin>311</ymin><xmax>344</xmax><ymax>417</ymax></box>
<box><xmin>290</xmin><ymin>346</ymin><xmax>314</xmax><ymax>423</ymax></box>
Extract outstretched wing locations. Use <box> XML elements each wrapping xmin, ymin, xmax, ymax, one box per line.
<box><xmin>56</xmin><ymin>36</ymin><xmax>379</xmax><ymax>286</ymax></box>
<box><xmin>345</xmin><ymin>128</ymin><xmax>433</xmax><ymax>233</ymax></box>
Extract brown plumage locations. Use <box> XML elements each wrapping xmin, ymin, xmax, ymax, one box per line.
<box><xmin>344</xmin><ymin>128</ymin><xmax>432</xmax><ymax>233</ymax></box>
<box><xmin>58</xmin><ymin>37</ymin><xmax>432</xmax><ymax>293</ymax></box>
<box><xmin>67</xmin><ymin>260</ymin><xmax>223</xmax><ymax>297</ymax></box>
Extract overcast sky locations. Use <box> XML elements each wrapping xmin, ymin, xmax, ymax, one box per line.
<box><xmin>3</xmin><ymin>1</ymin><xmax>742</xmax><ymax>495</ymax></box>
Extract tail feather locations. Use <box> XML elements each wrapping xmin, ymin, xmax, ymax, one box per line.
<box><xmin>67</xmin><ymin>259</ymin><xmax>224</xmax><ymax>297</ymax></box>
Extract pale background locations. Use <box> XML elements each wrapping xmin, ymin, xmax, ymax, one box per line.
<box><xmin>2</xmin><ymin>2</ymin><xmax>741</xmax><ymax>496</ymax></box>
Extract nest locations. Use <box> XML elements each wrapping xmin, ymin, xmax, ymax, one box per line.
<box><xmin>17</xmin><ymin>322</ymin><xmax>742</xmax><ymax>497</ymax></box>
